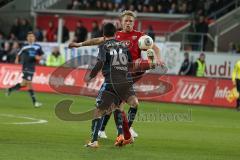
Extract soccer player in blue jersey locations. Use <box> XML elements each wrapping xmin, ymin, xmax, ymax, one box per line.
<box><xmin>6</xmin><ymin>32</ymin><xmax>44</xmax><ymax>107</ymax></box>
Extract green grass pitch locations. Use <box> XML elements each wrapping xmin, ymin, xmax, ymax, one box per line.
<box><xmin>0</xmin><ymin>90</ymin><xmax>240</xmax><ymax>160</ymax></box>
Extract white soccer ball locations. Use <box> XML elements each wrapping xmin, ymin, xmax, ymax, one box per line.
<box><xmin>138</xmin><ymin>35</ymin><xmax>154</xmax><ymax>50</ymax></box>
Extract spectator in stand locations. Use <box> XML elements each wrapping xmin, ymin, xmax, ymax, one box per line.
<box><xmin>168</xmin><ymin>3</ymin><xmax>178</xmax><ymax>14</ymax></box>
<box><xmin>74</xmin><ymin>0</ymin><xmax>90</xmax><ymax>10</ymax></box>
<box><xmin>46</xmin><ymin>21</ymin><xmax>57</xmax><ymax>42</ymax></box>
<box><xmin>94</xmin><ymin>0</ymin><xmax>102</xmax><ymax>10</ymax></box>
<box><xmin>84</xmin><ymin>2</ymin><xmax>91</xmax><ymax>10</ymax></box>
<box><xmin>107</xmin><ymin>2</ymin><xmax>113</xmax><ymax>10</ymax></box>
<box><xmin>164</xmin><ymin>0</ymin><xmax>177</xmax><ymax>12</ymax></box>
<box><xmin>34</xmin><ymin>27</ymin><xmax>44</xmax><ymax>42</ymax></box>
<box><xmin>178</xmin><ymin>52</ymin><xmax>193</xmax><ymax>76</ymax></box>
<box><xmin>188</xmin><ymin>18</ymin><xmax>198</xmax><ymax>51</ymax></box>
<box><xmin>18</xmin><ymin>19</ymin><xmax>32</xmax><ymax>41</ymax></box>
<box><xmin>113</xmin><ymin>3</ymin><xmax>120</xmax><ymax>12</ymax></box>
<box><xmin>0</xmin><ymin>41</ymin><xmax>10</xmax><ymax>63</ymax></box>
<box><xmin>8</xmin><ymin>41</ymin><xmax>20</xmax><ymax>63</ymax></box>
<box><xmin>102</xmin><ymin>1</ymin><xmax>108</xmax><ymax>10</ymax></box>
<box><xmin>195</xmin><ymin>8</ymin><xmax>205</xmax><ymax>17</ymax></box>
<box><xmin>91</xmin><ymin>21</ymin><xmax>101</xmax><ymax>38</ymax></box>
<box><xmin>228</xmin><ymin>42</ymin><xmax>240</xmax><ymax>54</ymax></box>
<box><xmin>136</xmin><ymin>4</ymin><xmax>142</xmax><ymax>12</ymax></box>
<box><xmin>142</xmin><ymin>5</ymin><xmax>148</xmax><ymax>12</ymax></box>
<box><xmin>62</xmin><ymin>20</ymin><xmax>70</xmax><ymax>43</ymax></box>
<box><xmin>118</xmin><ymin>3</ymin><xmax>127</xmax><ymax>12</ymax></box>
<box><xmin>128</xmin><ymin>4</ymin><xmax>135</xmax><ymax>12</ymax></box>
<box><xmin>46</xmin><ymin>47</ymin><xmax>65</xmax><ymax>67</ymax></box>
<box><xmin>8</xmin><ymin>33</ymin><xmax>17</xmax><ymax>42</ymax></box>
<box><xmin>193</xmin><ymin>53</ymin><xmax>206</xmax><ymax>77</ymax></box>
<box><xmin>156</xmin><ymin>4</ymin><xmax>164</xmax><ymax>13</ymax></box>
<box><xmin>178</xmin><ymin>3</ymin><xmax>188</xmax><ymax>14</ymax></box>
<box><xmin>69</xmin><ymin>0</ymin><xmax>80</xmax><ymax>10</ymax></box>
<box><xmin>74</xmin><ymin>20</ymin><xmax>88</xmax><ymax>43</ymax></box>
<box><xmin>149</xmin><ymin>5</ymin><xmax>155</xmax><ymax>12</ymax></box>
<box><xmin>195</xmin><ymin>16</ymin><xmax>209</xmax><ymax>51</ymax></box>
<box><xmin>146</xmin><ymin>25</ymin><xmax>155</xmax><ymax>41</ymax></box>
<box><xmin>9</xmin><ymin>18</ymin><xmax>21</xmax><ymax>40</ymax></box>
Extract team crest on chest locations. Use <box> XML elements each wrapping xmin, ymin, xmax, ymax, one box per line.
<box><xmin>132</xmin><ymin>36</ymin><xmax>137</xmax><ymax>40</ymax></box>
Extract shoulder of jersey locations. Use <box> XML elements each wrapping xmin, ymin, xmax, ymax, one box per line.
<box><xmin>22</xmin><ymin>43</ymin><xmax>28</xmax><ymax>47</ymax></box>
<box><xmin>133</xmin><ymin>30</ymin><xmax>144</xmax><ymax>35</ymax></box>
<box><xmin>115</xmin><ymin>31</ymin><xmax>122</xmax><ymax>35</ymax></box>
<box><xmin>33</xmin><ymin>43</ymin><xmax>41</xmax><ymax>47</ymax></box>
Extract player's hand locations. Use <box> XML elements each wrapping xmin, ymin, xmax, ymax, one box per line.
<box><xmin>155</xmin><ymin>59</ymin><xmax>168</xmax><ymax>74</ymax></box>
<box><xmin>14</xmin><ymin>60</ymin><xmax>19</xmax><ymax>64</ymax></box>
<box><xmin>68</xmin><ymin>42</ymin><xmax>82</xmax><ymax>48</ymax></box>
<box><xmin>156</xmin><ymin>59</ymin><xmax>165</xmax><ymax>67</ymax></box>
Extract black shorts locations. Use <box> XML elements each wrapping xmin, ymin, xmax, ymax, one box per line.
<box><xmin>96</xmin><ymin>82</ymin><xmax>135</xmax><ymax>109</ymax></box>
<box><xmin>22</xmin><ymin>71</ymin><xmax>34</xmax><ymax>81</ymax></box>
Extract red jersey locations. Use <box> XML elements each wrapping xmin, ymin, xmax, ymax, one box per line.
<box><xmin>115</xmin><ymin>30</ymin><xmax>144</xmax><ymax>60</ymax></box>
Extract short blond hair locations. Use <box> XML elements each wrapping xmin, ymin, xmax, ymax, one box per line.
<box><xmin>120</xmin><ymin>10</ymin><xmax>137</xmax><ymax>18</ymax></box>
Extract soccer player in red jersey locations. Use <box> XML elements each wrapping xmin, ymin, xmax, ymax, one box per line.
<box><xmin>69</xmin><ymin>10</ymin><xmax>163</xmax><ymax>145</ymax></box>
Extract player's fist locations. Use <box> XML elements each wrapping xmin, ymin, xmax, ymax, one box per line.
<box><xmin>147</xmin><ymin>49</ymin><xmax>155</xmax><ymax>61</ymax></box>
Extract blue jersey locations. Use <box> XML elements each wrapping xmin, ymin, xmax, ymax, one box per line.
<box><xmin>18</xmin><ymin>43</ymin><xmax>44</xmax><ymax>72</ymax></box>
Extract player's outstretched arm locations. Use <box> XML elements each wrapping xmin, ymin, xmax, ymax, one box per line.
<box><xmin>68</xmin><ymin>37</ymin><xmax>105</xmax><ymax>48</ymax></box>
<box><xmin>152</xmin><ymin>43</ymin><xmax>164</xmax><ymax>66</ymax></box>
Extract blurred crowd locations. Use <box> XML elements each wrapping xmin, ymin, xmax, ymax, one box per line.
<box><xmin>0</xmin><ymin>17</ymin><xmax>104</xmax><ymax>44</ymax></box>
<box><xmin>66</xmin><ymin>0</ymin><xmax>233</xmax><ymax>15</ymax></box>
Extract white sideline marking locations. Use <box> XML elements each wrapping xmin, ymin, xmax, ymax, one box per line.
<box><xmin>0</xmin><ymin>114</ymin><xmax>48</xmax><ymax>125</ymax></box>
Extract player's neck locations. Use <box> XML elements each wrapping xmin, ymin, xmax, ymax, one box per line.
<box><xmin>28</xmin><ymin>42</ymin><xmax>35</xmax><ymax>45</ymax></box>
<box><xmin>123</xmin><ymin>29</ymin><xmax>133</xmax><ymax>33</ymax></box>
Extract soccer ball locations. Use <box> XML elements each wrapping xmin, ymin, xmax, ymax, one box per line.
<box><xmin>138</xmin><ymin>35</ymin><xmax>153</xmax><ymax>50</ymax></box>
